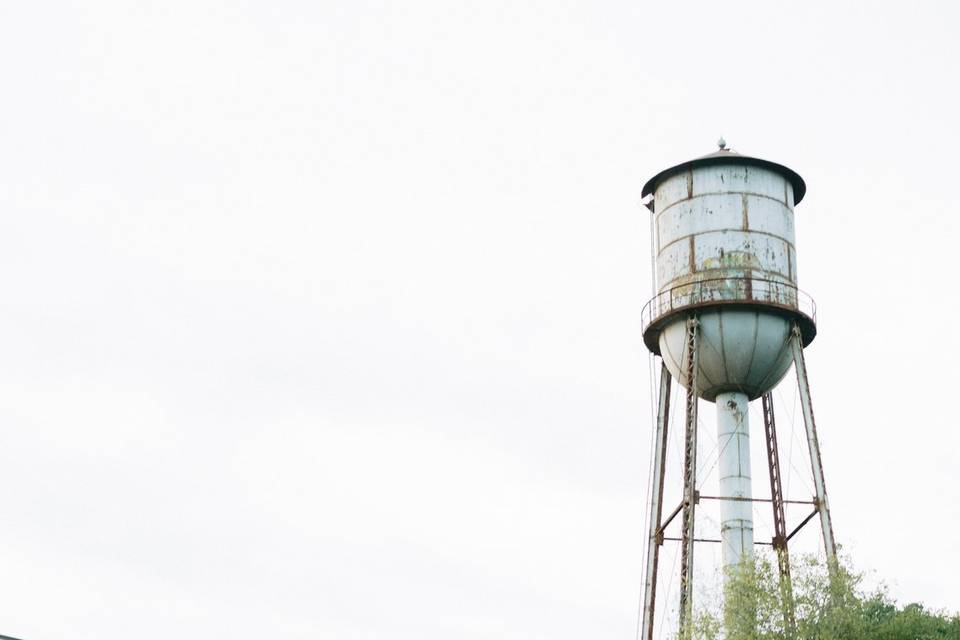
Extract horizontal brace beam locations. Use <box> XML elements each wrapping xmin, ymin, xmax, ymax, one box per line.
<box><xmin>663</xmin><ymin>537</ymin><xmax>773</xmax><ymax>547</ymax></box>
<box><xmin>664</xmin><ymin>536</ymin><xmax>722</xmax><ymax>544</ymax></box>
<box><xmin>697</xmin><ymin>495</ymin><xmax>815</xmax><ymax>505</ymax></box>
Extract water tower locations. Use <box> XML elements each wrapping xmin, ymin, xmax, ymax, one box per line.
<box><xmin>638</xmin><ymin>141</ymin><xmax>837</xmax><ymax>638</ymax></box>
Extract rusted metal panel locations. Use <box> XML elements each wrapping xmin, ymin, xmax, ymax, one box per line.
<box><xmin>655</xmin><ymin>238</ymin><xmax>692</xmax><ymax>286</ymax></box>
<box><xmin>692</xmin><ymin>231</ymin><xmax>792</xmax><ymax>279</ymax></box>
<box><xmin>654</xmin><ymin>169</ymin><xmax>692</xmax><ymax>213</ymax></box>
<box><xmin>690</xmin><ymin>164</ymin><xmax>793</xmax><ymax>204</ymax></box>
<box><xmin>656</xmin><ymin>193</ymin><xmax>795</xmax><ymax>249</ymax></box>
<box><xmin>642</xmin><ymin>148</ymin><xmax>806</xmax><ymax>204</ymax></box>
<box><xmin>641</xmin><ymin>149</ymin><xmax>816</xmax><ymax>378</ymax></box>
<box><xmin>745</xmin><ymin>195</ymin><xmax>795</xmax><ymax>238</ymax></box>
<box><xmin>653</xmin><ymin>165</ymin><xmax>797</xmax><ymax>297</ymax></box>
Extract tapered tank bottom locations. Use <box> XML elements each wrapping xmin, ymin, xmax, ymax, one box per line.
<box><xmin>717</xmin><ymin>391</ymin><xmax>754</xmax><ymax>572</ymax></box>
<box><xmin>658</xmin><ymin>308</ymin><xmax>795</xmax><ymax>401</ymax></box>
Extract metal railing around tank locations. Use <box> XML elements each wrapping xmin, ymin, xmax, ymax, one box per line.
<box><xmin>641</xmin><ymin>277</ymin><xmax>817</xmax><ymax>335</ymax></box>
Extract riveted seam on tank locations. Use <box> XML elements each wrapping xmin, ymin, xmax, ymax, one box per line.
<box><xmin>744</xmin><ymin>310</ymin><xmax>760</xmax><ymax>389</ymax></box>
<box><xmin>752</xmin><ymin>329</ymin><xmax>793</xmax><ymax>395</ymax></box>
<box><xmin>718</xmin><ymin>312</ymin><xmax>731</xmax><ymax>385</ymax></box>
<box><xmin>655</xmin><ymin>196</ymin><xmax>796</xmax><ymax>245</ymax></box>
<box><xmin>718</xmin><ymin>474</ymin><xmax>752</xmax><ymax>482</ymax></box>
<box><xmin>656</xmin><ymin>229</ymin><xmax>797</xmax><ymax>258</ymax></box>
<box><xmin>654</xmin><ymin>191</ymin><xmax>795</xmax><ymax>219</ymax></box>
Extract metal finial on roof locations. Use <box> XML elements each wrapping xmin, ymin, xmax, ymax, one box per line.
<box><xmin>718</xmin><ymin>137</ymin><xmax>727</xmax><ymax>150</ymax></box>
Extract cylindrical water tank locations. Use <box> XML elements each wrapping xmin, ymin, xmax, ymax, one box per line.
<box><xmin>641</xmin><ymin>147</ymin><xmax>816</xmax><ymax>401</ymax></box>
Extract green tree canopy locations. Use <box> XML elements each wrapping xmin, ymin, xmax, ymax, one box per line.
<box><xmin>689</xmin><ymin>555</ymin><xmax>960</xmax><ymax>640</ymax></box>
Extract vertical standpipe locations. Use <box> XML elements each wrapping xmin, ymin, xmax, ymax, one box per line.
<box><xmin>716</xmin><ymin>391</ymin><xmax>753</xmax><ymax>571</ymax></box>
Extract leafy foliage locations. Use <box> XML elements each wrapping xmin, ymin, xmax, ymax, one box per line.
<box><xmin>686</xmin><ymin>554</ymin><xmax>960</xmax><ymax>640</ymax></box>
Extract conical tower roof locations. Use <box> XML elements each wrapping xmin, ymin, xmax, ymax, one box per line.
<box><xmin>642</xmin><ymin>145</ymin><xmax>806</xmax><ymax>204</ymax></box>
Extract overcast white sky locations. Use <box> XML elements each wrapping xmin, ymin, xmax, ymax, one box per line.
<box><xmin>0</xmin><ymin>1</ymin><xmax>957</xmax><ymax>638</ymax></box>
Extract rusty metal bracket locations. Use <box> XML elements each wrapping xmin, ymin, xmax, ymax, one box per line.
<box><xmin>786</xmin><ymin>507</ymin><xmax>820</xmax><ymax>543</ymax></box>
<box><xmin>657</xmin><ymin>501</ymin><xmax>684</xmax><ymax>538</ymax></box>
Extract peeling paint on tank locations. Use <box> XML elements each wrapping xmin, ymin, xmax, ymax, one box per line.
<box><xmin>642</xmin><ymin>154</ymin><xmax>815</xmax><ymax>358</ymax></box>
<box><xmin>654</xmin><ymin>165</ymin><xmax>797</xmax><ymax>302</ymax></box>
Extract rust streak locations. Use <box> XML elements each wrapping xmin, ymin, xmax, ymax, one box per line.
<box><xmin>742</xmin><ymin>193</ymin><xmax>750</xmax><ymax>230</ymax></box>
<box><xmin>655</xmin><ymin>229</ymin><xmax>796</xmax><ymax>255</ymax></box>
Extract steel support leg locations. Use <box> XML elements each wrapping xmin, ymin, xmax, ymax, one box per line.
<box><xmin>762</xmin><ymin>392</ymin><xmax>796</xmax><ymax>633</ymax></box>
<box><xmin>678</xmin><ymin>316</ymin><xmax>700</xmax><ymax>634</ymax></box>
<box><xmin>789</xmin><ymin>326</ymin><xmax>837</xmax><ymax>562</ymax></box>
<box><xmin>640</xmin><ymin>363</ymin><xmax>672</xmax><ymax>640</ymax></box>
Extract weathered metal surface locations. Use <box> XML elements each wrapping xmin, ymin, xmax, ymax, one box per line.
<box><xmin>642</xmin><ymin>148</ymin><xmax>806</xmax><ymax>204</ymax></box>
<box><xmin>641</xmin><ymin>151</ymin><xmax>816</xmax><ymax>385</ymax></box>
<box><xmin>762</xmin><ymin>392</ymin><xmax>796</xmax><ymax>632</ymax></box>
<box><xmin>655</xmin><ymin>173</ymin><xmax>796</xmax><ymax>287</ymax></box>
<box><xmin>657</xmin><ymin>307</ymin><xmax>797</xmax><ymax>401</ymax></box>
<box><xmin>638</xmin><ymin>148</ymin><xmax>836</xmax><ymax>640</ymax></box>
<box><xmin>641</xmin><ymin>278</ymin><xmax>817</xmax><ymax>356</ymax></box>
<box><xmin>652</xmin><ymin>162</ymin><xmax>798</xmax><ymax>290</ymax></box>
<box><xmin>640</xmin><ymin>363</ymin><xmax>672</xmax><ymax>640</ymax></box>
<box><xmin>716</xmin><ymin>391</ymin><xmax>754</xmax><ymax>572</ymax></box>
<box><xmin>678</xmin><ymin>316</ymin><xmax>700</xmax><ymax>634</ymax></box>
<box><xmin>790</xmin><ymin>325</ymin><xmax>838</xmax><ymax>561</ymax></box>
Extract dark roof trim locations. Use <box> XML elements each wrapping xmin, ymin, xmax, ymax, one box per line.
<box><xmin>641</xmin><ymin>150</ymin><xmax>807</xmax><ymax>205</ymax></box>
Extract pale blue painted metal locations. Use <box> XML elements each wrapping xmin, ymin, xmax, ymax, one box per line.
<box><xmin>641</xmin><ymin>148</ymin><xmax>815</xmax><ymax>399</ymax></box>
<box><xmin>716</xmin><ymin>390</ymin><xmax>754</xmax><ymax>571</ymax></box>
